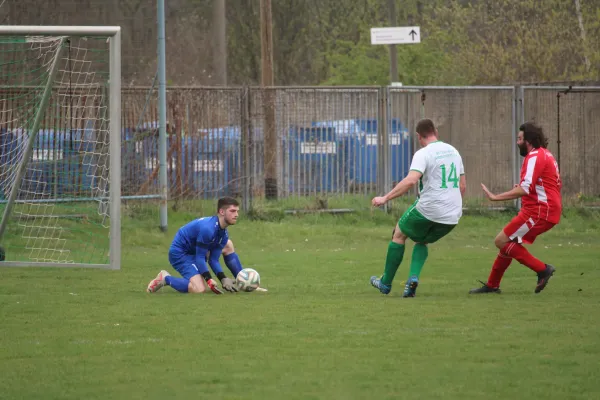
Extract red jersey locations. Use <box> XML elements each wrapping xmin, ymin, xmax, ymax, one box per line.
<box><xmin>519</xmin><ymin>147</ymin><xmax>562</xmax><ymax>224</ymax></box>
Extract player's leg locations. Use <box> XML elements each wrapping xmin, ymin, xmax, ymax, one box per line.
<box><xmin>222</xmin><ymin>239</ymin><xmax>243</xmax><ymax>278</ymax></box>
<box><xmin>371</xmin><ymin>203</ymin><xmax>425</xmax><ymax>294</ymax></box>
<box><xmin>166</xmin><ymin>271</ymin><xmax>207</xmax><ymax>293</ymax></box>
<box><xmin>403</xmin><ymin>220</ymin><xmax>456</xmax><ymax>298</ymax></box>
<box><xmin>146</xmin><ymin>269</ymin><xmax>171</xmax><ymax>293</ymax></box>
<box><xmin>399</xmin><ymin>210</ymin><xmax>430</xmax><ymax>298</ymax></box>
<box><xmin>491</xmin><ymin>230</ymin><xmax>515</xmax><ymax>287</ymax></box>
<box><xmin>147</xmin><ymin>244</ymin><xmax>178</xmax><ymax>292</ymax></box>
<box><xmin>403</xmin><ymin>243</ymin><xmax>424</xmax><ymax>298</ymax></box>
<box><xmin>162</xmin><ymin>253</ymin><xmax>208</xmax><ymax>294</ymax></box>
<box><xmin>501</xmin><ymin>218</ymin><xmax>556</xmax><ymax>293</ymax></box>
<box><xmin>370</xmin><ymin>222</ymin><xmax>407</xmax><ymax>294</ymax></box>
<box><xmin>500</xmin><ymin>218</ymin><xmax>548</xmax><ymax>269</ymax></box>
<box><xmin>385</xmin><ymin>224</ymin><xmax>409</xmax><ymax>283</ymax></box>
<box><xmin>469</xmin><ymin>228</ymin><xmax>513</xmax><ymax>294</ymax></box>
<box><xmin>187</xmin><ymin>274</ymin><xmax>208</xmax><ymax>293</ymax></box>
<box><xmin>471</xmin><ymin>215</ymin><xmax>556</xmax><ymax>293</ymax></box>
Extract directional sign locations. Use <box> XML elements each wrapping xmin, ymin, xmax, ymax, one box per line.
<box><xmin>370</xmin><ymin>26</ymin><xmax>421</xmax><ymax>45</ymax></box>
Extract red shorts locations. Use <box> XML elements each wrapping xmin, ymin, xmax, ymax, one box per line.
<box><xmin>503</xmin><ymin>212</ymin><xmax>555</xmax><ymax>244</ymax></box>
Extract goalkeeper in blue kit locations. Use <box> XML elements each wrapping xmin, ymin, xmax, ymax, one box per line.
<box><xmin>146</xmin><ymin>197</ymin><xmax>261</xmax><ymax>294</ymax></box>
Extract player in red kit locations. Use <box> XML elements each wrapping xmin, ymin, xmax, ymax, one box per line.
<box><xmin>470</xmin><ymin>122</ymin><xmax>561</xmax><ymax>294</ymax></box>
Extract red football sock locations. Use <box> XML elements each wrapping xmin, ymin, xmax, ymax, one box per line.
<box><xmin>501</xmin><ymin>242</ymin><xmax>546</xmax><ymax>273</ymax></box>
<box><xmin>487</xmin><ymin>252</ymin><xmax>512</xmax><ymax>288</ymax></box>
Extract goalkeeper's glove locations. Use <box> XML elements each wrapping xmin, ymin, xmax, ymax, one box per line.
<box><xmin>220</xmin><ymin>277</ymin><xmax>238</xmax><ymax>293</ymax></box>
<box><xmin>206</xmin><ymin>278</ymin><xmax>224</xmax><ymax>295</ymax></box>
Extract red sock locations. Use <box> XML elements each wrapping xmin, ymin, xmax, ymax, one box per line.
<box><xmin>501</xmin><ymin>242</ymin><xmax>546</xmax><ymax>273</ymax></box>
<box><xmin>487</xmin><ymin>253</ymin><xmax>512</xmax><ymax>288</ymax></box>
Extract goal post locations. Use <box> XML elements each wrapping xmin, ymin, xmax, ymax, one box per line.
<box><xmin>0</xmin><ymin>26</ymin><xmax>121</xmax><ymax>269</ymax></box>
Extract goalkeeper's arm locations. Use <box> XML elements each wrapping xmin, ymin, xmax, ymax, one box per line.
<box><xmin>194</xmin><ymin>245</ymin><xmax>223</xmax><ymax>294</ymax></box>
<box><xmin>208</xmin><ymin>248</ymin><xmax>237</xmax><ymax>292</ymax></box>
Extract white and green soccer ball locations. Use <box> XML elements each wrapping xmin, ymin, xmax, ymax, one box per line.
<box><xmin>236</xmin><ymin>268</ymin><xmax>260</xmax><ymax>292</ymax></box>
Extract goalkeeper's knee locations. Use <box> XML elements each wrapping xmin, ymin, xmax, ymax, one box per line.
<box><xmin>188</xmin><ymin>276</ymin><xmax>207</xmax><ymax>293</ymax></box>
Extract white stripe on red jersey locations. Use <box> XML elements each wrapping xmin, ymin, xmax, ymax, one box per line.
<box><xmin>519</xmin><ymin>147</ymin><xmax>562</xmax><ymax>224</ymax></box>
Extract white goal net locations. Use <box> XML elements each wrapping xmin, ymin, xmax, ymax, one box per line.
<box><xmin>0</xmin><ymin>26</ymin><xmax>121</xmax><ymax>269</ymax></box>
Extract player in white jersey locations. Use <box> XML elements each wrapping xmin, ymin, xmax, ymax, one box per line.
<box><xmin>370</xmin><ymin>118</ymin><xmax>466</xmax><ymax>297</ymax></box>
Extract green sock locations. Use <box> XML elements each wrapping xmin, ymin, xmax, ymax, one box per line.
<box><xmin>408</xmin><ymin>243</ymin><xmax>429</xmax><ymax>279</ymax></box>
<box><xmin>381</xmin><ymin>242</ymin><xmax>405</xmax><ymax>285</ymax></box>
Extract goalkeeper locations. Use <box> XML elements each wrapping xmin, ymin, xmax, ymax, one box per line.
<box><xmin>146</xmin><ymin>197</ymin><xmax>244</xmax><ymax>294</ymax></box>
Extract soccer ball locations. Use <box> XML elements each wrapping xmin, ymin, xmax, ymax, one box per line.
<box><xmin>236</xmin><ymin>268</ymin><xmax>260</xmax><ymax>292</ymax></box>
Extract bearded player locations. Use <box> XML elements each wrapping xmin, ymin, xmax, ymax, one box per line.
<box><xmin>470</xmin><ymin>122</ymin><xmax>561</xmax><ymax>294</ymax></box>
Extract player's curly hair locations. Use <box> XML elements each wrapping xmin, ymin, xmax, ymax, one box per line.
<box><xmin>519</xmin><ymin>122</ymin><xmax>549</xmax><ymax>149</ymax></box>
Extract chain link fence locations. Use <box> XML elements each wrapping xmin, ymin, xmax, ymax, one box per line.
<box><xmin>248</xmin><ymin>87</ymin><xmax>381</xmax><ymax>199</ymax></box>
<box><xmin>91</xmin><ymin>85</ymin><xmax>600</xmax><ymax>210</ymax></box>
<box><xmin>121</xmin><ymin>87</ymin><xmax>245</xmax><ymax>203</ymax></box>
<box><xmin>5</xmin><ymin>85</ymin><xmax>598</xmax><ymax>211</ymax></box>
<box><xmin>408</xmin><ymin>87</ymin><xmax>517</xmax><ymax>205</ymax></box>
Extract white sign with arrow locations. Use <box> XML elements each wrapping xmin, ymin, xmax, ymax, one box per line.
<box><xmin>370</xmin><ymin>26</ymin><xmax>420</xmax><ymax>45</ymax></box>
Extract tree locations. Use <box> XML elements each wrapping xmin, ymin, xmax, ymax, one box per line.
<box><xmin>423</xmin><ymin>0</ymin><xmax>600</xmax><ymax>84</ymax></box>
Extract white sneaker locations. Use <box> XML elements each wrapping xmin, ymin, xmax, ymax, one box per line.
<box><xmin>147</xmin><ymin>270</ymin><xmax>171</xmax><ymax>293</ymax></box>
<box><xmin>254</xmin><ymin>287</ymin><xmax>268</xmax><ymax>292</ymax></box>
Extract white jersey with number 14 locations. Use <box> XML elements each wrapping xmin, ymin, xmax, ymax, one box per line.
<box><xmin>409</xmin><ymin>141</ymin><xmax>464</xmax><ymax>225</ymax></box>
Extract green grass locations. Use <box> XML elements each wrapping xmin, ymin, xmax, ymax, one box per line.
<box><xmin>0</xmin><ymin>201</ymin><xmax>110</xmax><ymax>264</ymax></box>
<box><xmin>1</xmin><ymin>206</ymin><xmax>599</xmax><ymax>399</ymax></box>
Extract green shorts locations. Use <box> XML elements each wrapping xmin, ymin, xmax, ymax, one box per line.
<box><xmin>397</xmin><ymin>202</ymin><xmax>456</xmax><ymax>244</ymax></box>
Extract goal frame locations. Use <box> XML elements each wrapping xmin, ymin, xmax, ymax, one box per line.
<box><xmin>0</xmin><ymin>26</ymin><xmax>121</xmax><ymax>270</ymax></box>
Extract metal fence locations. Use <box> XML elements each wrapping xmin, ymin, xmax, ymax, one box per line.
<box><xmin>4</xmin><ymin>85</ymin><xmax>599</xmax><ymax>209</ymax></box>
<box><xmin>520</xmin><ymin>86</ymin><xmax>600</xmax><ymax>198</ymax></box>
<box><xmin>250</xmin><ymin>87</ymin><xmax>382</xmax><ymax>198</ymax></box>
<box><xmin>89</xmin><ymin>84</ymin><xmax>600</xmax><ymax>206</ymax></box>
<box><xmin>388</xmin><ymin>87</ymin><xmax>517</xmax><ymax>199</ymax></box>
<box><xmin>152</xmin><ymin>86</ymin><xmax>600</xmax><ymax>206</ymax></box>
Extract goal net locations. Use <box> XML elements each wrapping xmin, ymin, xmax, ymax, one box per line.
<box><xmin>0</xmin><ymin>26</ymin><xmax>121</xmax><ymax>269</ymax></box>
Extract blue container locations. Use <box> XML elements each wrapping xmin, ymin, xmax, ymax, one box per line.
<box><xmin>0</xmin><ymin>128</ymin><xmax>20</xmax><ymax>200</ymax></box>
<box><xmin>311</xmin><ymin>118</ymin><xmax>412</xmax><ymax>188</ymax></box>
<box><xmin>286</xmin><ymin>126</ymin><xmax>340</xmax><ymax>193</ymax></box>
<box><xmin>311</xmin><ymin>120</ymin><xmax>362</xmax><ymax>189</ymax></box>
<box><xmin>388</xmin><ymin>119</ymin><xmax>413</xmax><ymax>185</ymax></box>
<box><xmin>0</xmin><ymin>128</ymin><xmax>96</xmax><ymax>199</ymax></box>
<box><xmin>128</xmin><ymin>128</ymin><xmax>161</xmax><ymax>194</ymax></box>
<box><xmin>353</xmin><ymin>118</ymin><xmax>412</xmax><ymax>186</ymax></box>
<box><xmin>121</xmin><ymin>127</ymin><xmax>147</xmax><ymax>195</ymax></box>
<box><xmin>38</xmin><ymin>128</ymin><xmax>97</xmax><ymax>198</ymax></box>
<box><xmin>134</xmin><ymin>125</ymin><xmax>242</xmax><ymax>199</ymax></box>
<box><xmin>343</xmin><ymin>132</ymin><xmax>378</xmax><ymax>187</ymax></box>
<box><xmin>0</xmin><ymin>122</ymin><xmax>122</xmax><ymax>200</ymax></box>
<box><xmin>179</xmin><ymin>127</ymin><xmax>241</xmax><ymax>199</ymax></box>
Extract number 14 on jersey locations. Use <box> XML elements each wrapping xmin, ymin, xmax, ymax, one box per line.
<box><xmin>440</xmin><ymin>162</ymin><xmax>459</xmax><ymax>188</ymax></box>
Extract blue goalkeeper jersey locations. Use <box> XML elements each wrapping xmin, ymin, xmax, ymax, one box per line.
<box><xmin>169</xmin><ymin>216</ymin><xmax>229</xmax><ymax>275</ymax></box>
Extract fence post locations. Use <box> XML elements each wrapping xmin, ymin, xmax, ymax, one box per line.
<box><xmin>157</xmin><ymin>0</ymin><xmax>168</xmax><ymax>232</ymax></box>
<box><xmin>515</xmin><ymin>86</ymin><xmax>525</xmax><ymax>211</ymax></box>
<box><xmin>415</xmin><ymin>89</ymin><xmax>426</xmax><ymax>199</ymax></box>
<box><xmin>512</xmin><ymin>86</ymin><xmax>518</xmax><ymax>210</ymax></box>
<box><xmin>241</xmin><ymin>86</ymin><xmax>252</xmax><ymax>212</ymax></box>
<box><xmin>377</xmin><ymin>87</ymin><xmax>389</xmax><ymax>212</ymax></box>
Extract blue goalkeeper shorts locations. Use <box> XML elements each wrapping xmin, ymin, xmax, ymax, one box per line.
<box><xmin>168</xmin><ymin>251</ymin><xmax>201</xmax><ymax>280</ymax></box>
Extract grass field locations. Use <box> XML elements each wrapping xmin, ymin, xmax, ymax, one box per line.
<box><xmin>0</xmin><ymin>203</ymin><xmax>599</xmax><ymax>400</ymax></box>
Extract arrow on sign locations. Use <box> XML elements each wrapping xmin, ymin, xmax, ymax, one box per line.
<box><xmin>370</xmin><ymin>27</ymin><xmax>421</xmax><ymax>45</ymax></box>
